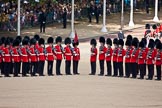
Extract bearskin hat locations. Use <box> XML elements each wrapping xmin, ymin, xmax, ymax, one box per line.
<box><xmin>145</xmin><ymin>24</ymin><xmax>150</xmax><ymax>29</ymax></box>
<box><xmin>22</xmin><ymin>39</ymin><xmax>29</xmax><ymax>45</ymax></box>
<box><xmin>90</xmin><ymin>38</ymin><xmax>97</xmax><ymax>46</ymax></box>
<box><xmin>131</xmin><ymin>38</ymin><xmax>139</xmax><ymax>48</ymax></box>
<box><xmin>72</xmin><ymin>40</ymin><xmax>79</xmax><ymax>46</ymax></box>
<box><xmin>99</xmin><ymin>36</ymin><xmax>105</xmax><ymax>44</ymax></box>
<box><xmin>148</xmin><ymin>39</ymin><xmax>155</xmax><ymax>49</ymax></box>
<box><xmin>13</xmin><ymin>39</ymin><xmax>20</xmax><ymax>47</ymax></box>
<box><xmin>126</xmin><ymin>35</ymin><xmax>133</xmax><ymax>41</ymax></box>
<box><xmin>16</xmin><ymin>36</ymin><xmax>22</xmax><ymax>43</ymax></box>
<box><xmin>55</xmin><ymin>36</ymin><xmax>62</xmax><ymax>43</ymax></box>
<box><xmin>113</xmin><ymin>38</ymin><xmax>118</xmax><ymax>45</ymax></box>
<box><xmin>34</xmin><ymin>34</ymin><xmax>40</xmax><ymax>41</ymax></box>
<box><xmin>156</xmin><ymin>41</ymin><xmax>162</xmax><ymax>49</ymax></box>
<box><xmin>24</xmin><ymin>36</ymin><xmax>30</xmax><ymax>41</ymax></box>
<box><xmin>106</xmin><ymin>38</ymin><xmax>112</xmax><ymax>46</ymax></box>
<box><xmin>30</xmin><ymin>38</ymin><xmax>36</xmax><ymax>45</ymax></box>
<box><xmin>47</xmin><ymin>37</ymin><xmax>54</xmax><ymax>44</ymax></box>
<box><xmin>0</xmin><ymin>39</ymin><xmax>2</xmax><ymax>45</ymax></box>
<box><xmin>118</xmin><ymin>39</ymin><xmax>124</xmax><ymax>46</ymax></box>
<box><xmin>155</xmin><ymin>39</ymin><xmax>160</xmax><ymax>45</ymax></box>
<box><xmin>139</xmin><ymin>41</ymin><xmax>145</xmax><ymax>48</ymax></box>
<box><xmin>125</xmin><ymin>40</ymin><xmax>131</xmax><ymax>46</ymax></box>
<box><xmin>5</xmin><ymin>38</ymin><xmax>10</xmax><ymax>46</ymax></box>
<box><xmin>141</xmin><ymin>38</ymin><xmax>147</xmax><ymax>47</ymax></box>
<box><xmin>64</xmin><ymin>37</ymin><xmax>71</xmax><ymax>45</ymax></box>
<box><xmin>39</xmin><ymin>38</ymin><xmax>45</xmax><ymax>45</ymax></box>
<box><xmin>152</xmin><ymin>24</ymin><xmax>157</xmax><ymax>29</ymax></box>
<box><xmin>8</xmin><ymin>37</ymin><xmax>14</xmax><ymax>44</ymax></box>
<box><xmin>1</xmin><ymin>37</ymin><xmax>6</xmax><ymax>44</ymax></box>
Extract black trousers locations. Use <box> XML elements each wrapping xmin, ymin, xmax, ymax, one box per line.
<box><xmin>106</xmin><ymin>61</ymin><xmax>112</xmax><ymax>76</ymax></box>
<box><xmin>30</xmin><ymin>62</ymin><xmax>37</xmax><ymax>76</ymax></box>
<box><xmin>73</xmin><ymin>60</ymin><xmax>79</xmax><ymax>74</ymax></box>
<box><xmin>88</xmin><ymin>14</ymin><xmax>92</xmax><ymax>23</ymax></box>
<box><xmin>95</xmin><ymin>14</ymin><xmax>99</xmax><ymax>23</ymax></box>
<box><xmin>47</xmin><ymin>61</ymin><xmax>53</xmax><ymax>75</ymax></box>
<box><xmin>144</xmin><ymin>63</ymin><xmax>146</xmax><ymax>75</ymax></box>
<box><xmin>125</xmin><ymin>63</ymin><xmax>130</xmax><ymax>77</ymax></box>
<box><xmin>113</xmin><ymin>61</ymin><xmax>118</xmax><ymax>76</ymax></box>
<box><xmin>18</xmin><ymin>62</ymin><xmax>21</xmax><ymax>74</ymax></box>
<box><xmin>147</xmin><ymin>64</ymin><xmax>154</xmax><ymax>80</ymax></box>
<box><xmin>27</xmin><ymin>62</ymin><xmax>30</xmax><ymax>74</ymax></box>
<box><xmin>131</xmin><ymin>63</ymin><xmax>138</xmax><ymax>78</ymax></box>
<box><xmin>91</xmin><ymin>62</ymin><xmax>96</xmax><ymax>75</ymax></box>
<box><xmin>117</xmin><ymin>62</ymin><xmax>123</xmax><ymax>77</ymax></box>
<box><xmin>35</xmin><ymin>61</ymin><xmax>39</xmax><ymax>74</ymax></box>
<box><xmin>4</xmin><ymin>62</ymin><xmax>11</xmax><ymax>76</ymax></box>
<box><xmin>99</xmin><ymin>60</ymin><xmax>104</xmax><ymax>75</ymax></box>
<box><xmin>156</xmin><ymin>65</ymin><xmax>161</xmax><ymax>80</ymax></box>
<box><xmin>10</xmin><ymin>62</ymin><xmax>13</xmax><ymax>74</ymax></box>
<box><xmin>63</xmin><ymin>20</ymin><xmax>67</xmax><ymax>28</ymax></box>
<box><xmin>65</xmin><ymin>60</ymin><xmax>71</xmax><ymax>75</ymax></box>
<box><xmin>22</xmin><ymin>62</ymin><xmax>29</xmax><ymax>76</ymax></box>
<box><xmin>37</xmin><ymin>61</ymin><xmax>45</xmax><ymax>76</ymax></box>
<box><xmin>40</xmin><ymin>23</ymin><xmax>45</xmax><ymax>33</ymax></box>
<box><xmin>1</xmin><ymin>61</ymin><xmax>4</xmax><ymax>74</ymax></box>
<box><xmin>138</xmin><ymin>64</ymin><xmax>145</xmax><ymax>79</ymax></box>
<box><xmin>13</xmin><ymin>62</ymin><xmax>19</xmax><ymax>76</ymax></box>
<box><xmin>56</xmin><ymin>60</ymin><xmax>62</xmax><ymax>75</ymax></box>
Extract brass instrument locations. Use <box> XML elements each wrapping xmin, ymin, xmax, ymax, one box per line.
<box><xmin>106</xmin><ymin>46</ymin><xmax>110</xmax><ymax>56</ymax></box>
<box><xmin>138</xmin><ymin>48</ymin><xmax>144</xmax><ymax>58</ymax></box>
<box><xmin>147</xmin><ymin>49</ymin><xmax>153</xmax><ymax>59</ymax></box>
<box><xmin>156</xmin><ymin>50</ymin><xmax>161</xmax><ymax>60</ymax></box>
<box><xmin>118</xmin><ymin>47</ymin><xmax>122</xmax><ymax>56</ymax></box>
<box><xmin>113</xmin><ymin>46</ymin><xmax>118</xmax><ymax>56</ymax></box>
<box><xmin>34</xmin><ymin>46</ymin><xmax>39</xmax><ymax>56</ymax></box>
<box><xmin>125</xmin><ymin>47</ymin><xmax>131</xmax><ymax>58</ymax></box>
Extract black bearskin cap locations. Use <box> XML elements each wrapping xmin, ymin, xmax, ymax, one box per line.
<box><xmin>1</xmin><ymin>37</ymin><xmax>6</xmax><ymax>44</ymax></box>
<box><xmin>16</xmin><ymin>36</ymin><xmax>22</xmax><ymax>43</ymax></box>
<box><xmin>125</xmin><ymin>40</ymin><xmax>131</xmax><ymax>46</ymax></box>
<box><xmin>145</xmin><ymin>24</ymin><xmax>150</xmax><ymax>29</ymax></box>
<box><xmin>47</xmin><ymin>37</ymin><xmax>54</xmax><ymax>44</ymax></box>
<box><xmin>24</xmin><ymin>36</ymin><xmax>30</xmax><ymax>41</ymax></box>
<box><xmin>99</xmin><ymin>36</ymin><xmax>105</xmax><ymax>44</ymax></box>
<box><xmin>9</xmin><ymin>37</ymin><xmax>14</xmax><ymax>44</ymax></box>
<box><xmin>64</xmin><ymin>37</ymin><xmax>71</xmax><ymax>45</ymax></box>
<box><xmin>34</xmin><ymin>34</ymin><xmax>40</xmax><ymax>41</ymax></box>
<box><xmin>0</xmin><ymin>40</ymin><xmax>2</xmax><ymax>45</ymax></box>
<box><xmin>118</xmin><ymin>39</ymin><xmax>124</xmax><ymax>46</ymax></box>
<box><xmin>106</xmin><ymin>38</ymin><xmax>112</xmax><ymax>46</ymax></box>
<box><xmin>5</xmin><ymin>38</ymin><xmax>10</xmax><ymax>46</ymax></box>
<box><xmin>156</xmin><ymin>41</ymin><xmax>162</xmax><ymax>49</ymax></box>
<box><xmin>132</xmin><ymin>38</ymin><xmax>139</xmax><ymax>48</ymax></box>
<box><xmin>13</xmin><ymin>39</ymin><xmax>20</xmax><ymax>47</ymax></box>
<box><xmin>139</xmin><ymin>41</ymin><xmax>145</xmax><ymax>48</ymax></box>
<box><xmin>90</xmin><ymin>39</ymin><xmax>97</xmax><ymax>46</ymax></box>
<box><xmin>22</xmin><ymin>39</ymin><xmax>29</xmax><ymax>45</ymax></box>
<box><xmin>148</xmin><ymin>39</ymin><xmax>155</xmax><ymax>49</ymax></box>
<box><xmin>155</xmin><ymin>39</ymin><xmax>160</xmax><ymax>45</ymax></box>
<box><xmin>55</xmin><ymin>36</ymin><xmax>62</xmax><ymax>43</ymax></box>
<box><xmin>141</xmin><ymin>38</ymin><xmax>147</xmax><ymax>46</ymax></box>
<box><xmin>30</xmin><ymin>38</ymin><xmax>36</xmax><ymax>45</ymax></box>
<box><xmin>152</xmin><ymin>24</ymin><xmax>157</xmax><ymax>29</ymax></box>
<box><xmin>113</xmin><ymin>38</ymin><xmax>118</xmax><ymax>45</ymax></box>
<box><xmin>126</xmin><ymin>35</ymin><xmax>133</xmax><ymax>41</ymax></box>
<box><xmin>39</xmin><ymin>38</ymin><xmax>45</xmax><ymax>45</ymax></box>
<box><xmin>72</xmin><ymin>41</ymin><xmax>79</xmax><ymax>46</ymax></box>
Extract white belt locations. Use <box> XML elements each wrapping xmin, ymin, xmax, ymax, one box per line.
<box><xmin>22</xmin><ymin>55</ymin><xmax>28</xmax><ymax>56</ymax></box>
<box><xmin>4</xmin><ymin>54</ymin><xmax>10</xmax><ymax>56</ymax></box>
<box><xmin>39</xmin><ymin>53</ymin><xmax>44</xmax><ymax>55</ymax></box>
<box><xmin>65</xmin><ymin>53</ymin><xmax>71</xmax><ymax>55</ymax></box>
<box><xmin>47</xmin><ymin>53</ymin><xmax>53</xmax><ymax>55</ymax></box>
<box><xmin>12</xmin><ymin>55</ymin><xmax>19</xmax><ymax>56</ymax></box>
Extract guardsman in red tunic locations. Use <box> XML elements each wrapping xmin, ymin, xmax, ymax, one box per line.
<box><xmin>130</xmin><ymin>38</ymin><xmax>139</xmax><ymax>78</ymax></box>
<box><xmin>12</xmin><ymin>39</ymin><xmax>21</xmax><ymax>77</ymax></box>
<box><xmin>112</xmin><ymin>38</ymin><xmax>118</xmax><ymax>77</ymax></box>
<box><xmin>125</xmin><ymin>37</ymin><xmax>132</xmax><ymax>78</ymax></box>
<box><xmin>144</xmin><ymin>24</ymin><xmax>152</xmax><ymax>38</ymax></box>
<box><xmin>155</xmin><ymin>41</ymin><xmax>162</xmax><ymax>80</ymax></box>
<box><xmin>89</xmin><ymin>39</ymin><xmax>97</xmax><ymax>75</ymax></box>
<box><xmin>3</xmin><ymin>38</ymin><xmax>12</xmax><ymax>77</ymax></box>
<box><xmin>29</xmin><ymin>38</ymin><xmax>38</xmax><ymax>76</ymax></box>
<box><xmin>146</xmin><ymin>39</ymin><xmax>155</xmax><ymax>80</ymax></box>
<box><xmin>37</xmin><ymin>38</ymin><xmax>46</xmax><ymax>76</ymax></box>
<box><xmin>72</xmin><ymin>35</ymin><xmax>80</xmax><ymax>75</ymax></box>
<box><xmin>117</xmin><ymin>39</ymin><xmax>125</xmax><ymax>77</ymax></box>
<box><xmin>152</xmin><ymin>24</ymin><xmax>158</xmax><ymax>39</ymax></box>
<box><xmin>34</xmin><ymin>34</ymin><xmax>40</xmax><ymax>74</ymax></box>
<box><xmin>64</xmin><ymin>37</ymin><xmax>72</xmax><ymax>75</ymax></box>
<box><xmin>21</xmin><ymin>39</ymin><xmax>30</xmax><ymax>77</ymax></box>
<box><xmin>105</xmin><ymin>38</ymin><xmax>112</xmax><ymax>76</ymax></box>
<box><xmin>55</xmin><ymin>36</ymin><xmax>63</xmax><ymax>75</ymax></box>
<box><xmin>0</xmin><ymin>37</ymin><xmax>6</xmax><ymax>75</ymax></box>
<box><xmin>46</xmin><ymin>37</ymin><xmax>55</xmax><ymax>76</ymax></box>
<box><xmin>98</xmin><ymin>36</ymin><xmax>106</xmax><ymax>76</ymax></box>
<box><xmin>0</xmin><ymin>39</ymin><xmax>4</xmax><ymax>76</ymax></box>
<box><xmin>138</xmin><ymin>41</ymin><xmax>147</xmax><ymax>79</ymax></box>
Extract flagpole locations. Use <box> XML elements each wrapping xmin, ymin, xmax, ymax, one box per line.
<box><xmin>153</xmin><ymin>0</ymin><xmax>159</xmax><ymax>22</ymax></box>
<box><xmin>129</xmin><ymin>0</ymin><xmax>134</xmax><ymax>27</ymax></box>
<box><xmin>101</xmin><ymin>0</ymin><xmax>107</xmax><ymax>33</ymax></box>
<box><xmin>70</xmin><ymin>0</ymin><xmax>75</xmax><ymax>39</ymax></box>
<box><xmin>17</xmin><ymin>0</ymin><xmax>21</xmax><ymax>36</ymax></box>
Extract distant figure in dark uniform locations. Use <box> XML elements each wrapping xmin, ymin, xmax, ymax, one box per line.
<box><xmin>62</xmin><ymin>8</ymin><xmax>67</xmax><ymax>29</ymax></box>
<box><xmin>95</xmin><ymin>4</ymin><xmax>100</xmax><ymax>24</ymax></box>
<box><xmin>87</xmin><ymin>4</ymin><xmax>93</xmax><ymax>23</ymax></box>
<box><xmin>39</xmin><ymin>10</ymin><xmax>46</xmax><ymax>33</ymax></box>
<box><xmin>145</xmin><ymin>0</ymin><xmax>150</xmax><ymax>14</ymax></box>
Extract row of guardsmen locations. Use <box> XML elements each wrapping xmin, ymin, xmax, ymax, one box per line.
<box><xmin>90</xmin><ymin>35</ymin><xmax>162</xmax><ymax>80</ymax></box>
<box><xmin>0</xmin><ymin>35</ymin><xmax>80</xmax><ymax>77</ymax></box>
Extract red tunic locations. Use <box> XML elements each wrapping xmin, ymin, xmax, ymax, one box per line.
<box><xmin>146</xmin><ymin>49</ymin><xmax>155</xmax><ymax>64</ymax></box>
<box><xmin>90</xmin><ymin>47</ymin><xmax>97</xmax><ymax>62</ymax></box>
<box><xmin>105</xmin><ymin>47</ymin><xmax>112</xmax><ymax>62</ymax></box>
<box><xmin>112</xmin><ymin>47</ymin><xmax>118</xmax><ymax>62</ymax></box>
<box><xmin>125</xmin><ymin>47</ymin><xmax>132</xmax><ymax>63</ymax></box>
<box><xmin>55</xmin><ymin>45</ymin><xmax>63</xmax><ymax>60</ymax></box>
<box><xmin>64</xmin><ymin>45</ymin><xmax>72</xmax><ymax>61</ymax></box>
<box><xmin>73</xmin><ymin>47</ymin><xmax>80</xmax><ymax>61</ymax></box>
<box><xmin>138</xmin><ymin>49</ymin><xmax>147</xmax><ymax>64</ymax></box>
<box><xmin>46</xmin><ymin>46</ymin><xmax>54</xmax><ymax>61</ymax></box>
<box><xmin>99</xmin><ymin>46</ymin><xmax>106</xmax><ymax>60</ymax></box>
<box><xmin>29</xmin><ymin>47</ymin><xmax>37</xmax><ymax>62</ymax></box>
<box><xmin>21</xmin><ymin>47</ymin><xmax>29</xmax><ymax>62</ymax></box>
<box><xmin>12</xmin><ymin>47</ymin><xmax>20</xmax><ymax>62</ymax></box>
<box><xmin>38</xmin><ymin>46</ymin><xmax>46</xmax><ymax>61</ymax></box>
<box><xmin>117</xmin><ymin>48</ymin><xmax>126</xmax><ymax>62</ymax></box>
<box><xmin>154</xmin><ymin>49</ymin><xmax>162</xmax><ymax>66</ymax></box>
<box><xmin>3</xmin><ymin>47</ymin><xmax>11</xmax><ymax>62</ymax></box>
<box><xmin>130</xmin><ymin>48</ymin><xmax>139</xmax><ymax>63</ymax></box>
